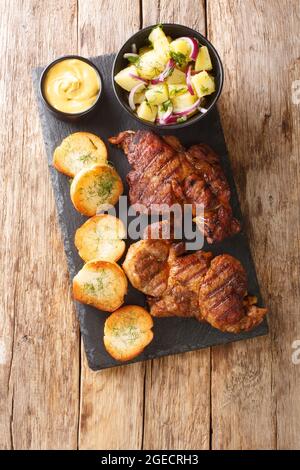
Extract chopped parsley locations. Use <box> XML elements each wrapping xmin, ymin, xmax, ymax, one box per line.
<box><xmin>161</xmin><ymin>99</ymin><xmax>172</xmax><ymax>112</ymax></box>
<box><xmin>177</xmin><ymin>116</ymin><xmax>187</xmax><ymax>123</ymax></box>
<box><xmin>78</xmin><ymin>152</ymin><xmax>97</xmax><ymax>164</ymax></box>
<box><xmin>83</xmin><ymin>276</ymin><xmax>104</xmax><ymax>295</ymax></box>
<box><xmin>200</xmin><ymin>85</ymin><xmax>209</xmax><ymax>94</ymax></box>
<box><xmin>127</xmin><ymin>55</ymin><xmax>139</xmax><ymax>64</ymax></box>
<box><xmin>111</xmin><ymin>323</ymin><xmax>140</xmax><ymax>344</ymax></box>
<box><xmin>86</xmin><ymin>175</ymin><xmax>117</xmax><ymax>202</ymax></box>
<box><xmin>169</xmin><ymin>87</ymin><xmax>186</xmax><ymax>97</ymax></box>
<box><xmin>170</xmin><ymin>51</ymin><xmax>187</xmax><ymax>67</ymax></box>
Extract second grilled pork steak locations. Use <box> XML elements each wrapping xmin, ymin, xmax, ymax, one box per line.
<box><xmin>109</xmin><ymin>130</ymin><xmax>241</xmax><ymax>243</ymax></box>
<box><xmin>123</xmin><ymin>240</ymin><xmax>212</xmax><ymax>318</ymax></box>
<box><xmin>198</xmin><ymin>254</ymin><xmax>267</xmax><ymax>333</ymax></box>
<box><xmin>122</xmin><ymin>240</ymin><xmax>267</xmax><ymax>333</ymax></box>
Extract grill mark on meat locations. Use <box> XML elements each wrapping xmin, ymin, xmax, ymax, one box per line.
<box><xmin>171</xmin><ymin>263</ymin><xmax>208</xmax><ymax>284</ymax></box>
<box><xmin>122</xmin><ymin>240</ymin><xmax>267</xmax><ymax>333</ymax></box>
<box><xmin>202</xmin><ymin>270</ymin><xmax>246</xmax><ymax>301</ymax></box>
<box><xmin>109</xmin><ymin>130</ymin><xmax>241</xmax><ymax>243</ymax></box>
<box><xmin>130</xmin><ymin>150</ymin><xmax>181</xmax><ymax>204</ymax></box>
<box><xmin>137</xmin><ymin>159</ymin><xmax>181</xmax><ymax>203</ymax></box>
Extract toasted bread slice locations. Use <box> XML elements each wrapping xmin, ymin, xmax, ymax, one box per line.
<box><xmin>104</xmin><ymin>305</ymin><xmax>154</xmax><ymax>361</ymax></box>
<box><xmin>70</xmin><ymin>164</ymin><xmax>123</xmax><ymax>216</ymax></box>
<box><xmin>75</xmin><ymin>214</ymin><xmax>126</xmax><ymax>262</ymax></box>
<box><xmin>53</xmin><ymin>132</ymin><xmax>108</xmax><ymax>177</ymax></box>
<box><xmin>73</xmin><ymin>260</ymin><xmax>128</xmax><ymax>312</ymax></box>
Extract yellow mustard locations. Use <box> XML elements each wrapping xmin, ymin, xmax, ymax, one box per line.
<box><xmin>43</xmin><ymin>58</ymin><xmax>100</xmax><ymax>113</ymax></box>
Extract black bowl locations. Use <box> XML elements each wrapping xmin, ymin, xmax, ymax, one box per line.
<box><xmin>40</xmin><ymin>55</ymin><xmax>102</xmax><ymax>122</ymax></box>
<box><xmin>112</xmin><ymin>24</ymin><xmax>224</xmax><ymax>130</ymax></box>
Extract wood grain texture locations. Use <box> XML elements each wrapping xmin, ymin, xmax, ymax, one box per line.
<box><xmin>208</xmin><ymin>0</ymin><xmax>300</xmax><ymax>449</ymax></box>
<box><xmin>0</xmin><ymin>0</ymin><xmax>80</xmax><ymax>449</ymax></box>
<box><xmin>141</xmin><ymin>0</ymin><xmax>211</xmax><ymax>450</ymax></box>
<box><xmin>1</xmin><ymin>0</ymin><xmax>300</xmax><ymax>450</ymax></box>
<box><xmin>143</xmin><ymin>352</ymin><xmax>210</xmax><ymax>450</ymax></box>
<box><xmin>141</xmin><ymin>0</ymin><xmax>206</xmax><ymax>31</ymax></box>
<box><xmin>79</xmin><ymin>354</ymin><xmax>144</xmax><ymax>450</ymax></box>
<box><xmin>77</xmin><ymin>0</ymin><xmax>145</xmax><ymax>450</ymax></box>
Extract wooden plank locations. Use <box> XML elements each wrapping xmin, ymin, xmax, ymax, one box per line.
<box><xmin>208</xmin><ymin>0</ymin><xmax>300</xmax><ymax>449</ymax></box>
<box><xmin>141</xmin><ymin>0</ymin><xmax>211</xmax><ymax>450</ymax></box>
<box><xmin>141</xmin><ymin>0</ymin><xmax>206</xmax><ymax>30</ymax></box>
<box><xmin>144</xmin><ymin>352</ymin><xmax>210</xmax><ymax>449</ymax></box>
<box><xmin>77</xmin><ymin>0</ymin><xmax>146</xmax><ymax>450</ymax></box>
<box><xmin>0</xmin><ymin>0</ymin><xmax>80</xmax><ymax>449</ymax></box>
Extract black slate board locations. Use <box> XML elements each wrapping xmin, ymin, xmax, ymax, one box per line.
<box><xmin>33</xmin><ymin>53</ymin><xmax>268</xmax><ymax>371</ymax></box>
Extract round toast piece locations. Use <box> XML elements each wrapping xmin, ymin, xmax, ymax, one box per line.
<box><xmin>73</xmin><ymin>260</ymin><xmax>128</xmax><ymax>312</ymax></box>
<box><xmin>104</xmin><ymin>305</ymin><xmax>154</xmax><ymax>361</ymax></box>
<box><xmin>74</xmin><ymin>214</ymin><xmax>126</xmax><ymax>263</ymax></box>
<box><xmin>53</xmin><ymin>132</ymin><xmax>108</xmax><ymax>177</ymax></box>
<box><xmin>70</xmin><ymin>164</ymin><xmax>123</xmax><ymax>216</ymax></box>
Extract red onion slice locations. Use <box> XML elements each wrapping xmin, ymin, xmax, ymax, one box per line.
<box><xmin>157</xmin><ymin>102</ymin><xmax>173</xmax><ymax>124</ymax></box>
<box><xmin>157</xmin><ymin>98</ymin><xmax>203</xmax><ymax>124</ymax></box>
<box><xmin>129</xmin><ymin>73</ymin><xmax>148</xmax><ymax>84</ymax></box>
<box><xmin>128</xmin><ymin>83</ymin><xmax>146</xmax><ymax>111</ymax></box>
<box><xmin>177</xmin><ymin>37</ymin><xmax>199</xmax><ymax>61</ymax></box>
<box><xmin>186</xmin><ymin>65</ymin><xmax>195</xmax><ymax>95</ymax></box>
<box><xmin>173</xmin><ymin>98</ymin><xmax>201</xmax><ymax>117</ymax></box>
<box><xmin>157</xmin><ymin>115</ymin><xmax>186</xmax><ymax>125</ymax></box>
<box><xmin>151</xmin><ymin>59</ymin><xmax>176</xmax><ymax>84</ymax></box>
<box><xmin>156</xmin><ymin>115</ymin><xmax>177</xmax><ymax>125</ymax></box>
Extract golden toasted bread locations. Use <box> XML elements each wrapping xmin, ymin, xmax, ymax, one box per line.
<box><xmin>73</xmin><ymin>260</ymin><xmax>128</xmax><ymax>312</ymax></box>
<box><xmin>104</xmin><ymin>305</ymin><xmax>154</xmax><ymax>361</ymax></box>
<box><xmin>53</xmin><ymin>132</ymin><xmax>108</xmax><ymax>177</ymax></box>
<box><xmin>74</xmin><ymin>214</ymin><xmax>126</xmax><ymax>263</ymax></box>
<box><xmin>70</xmin><ymin>164</ymin><xmax>123</xmax><ymax>216</ymax></box>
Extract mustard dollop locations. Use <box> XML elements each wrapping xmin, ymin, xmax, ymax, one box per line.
<box><xmin>43</xmin><ymin>58</ymin><xmax>100</xmax><ymax>114</ymax></box>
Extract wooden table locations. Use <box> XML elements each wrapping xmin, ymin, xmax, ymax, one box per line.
<box><xmin>1</xmin><ymin>0</ymin><xmax>299</xmax><ymax>450</ymax></box>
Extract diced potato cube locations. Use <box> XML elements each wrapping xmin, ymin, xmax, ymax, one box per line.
<box><xmin>114</xmin><ymin>65</ymin><xmax>142</xmax><ymax>92</ymax></box>
<box><xmin>148</xmin><ymin>26</ymin><xmax>170</xmax><ymax>62</ymax></box>
<box><xmin>145</xmin><ymin>83</ymin><xmax>169</xmax><ymax>105</ymax></box>
<box><xmin>195</xmin><ymin>46</ymin><xmax>213</xmax><ymax>71</ymax></box>
<box><xmin>137</xmin><ymin>101</ymin><xmax>158</xmax><ymax>122</ymax></box>
<box><xmin>169</xmin><ymin>38</ymin><xmax>190</xmax><ymax>65</ymax></box>
<box><xmin>170</xmin><ymin>38</ymin><xmax>191</xmax><ymax>56</ymax></box>
<box><xmin>168</xmin><ymin>84</ymin><xmax>188</xmax><ymax>98</ymax></box>
<box><xmin>134</xmin><ymin>90</ymin><xmax>146</xmax><ymax>104</ymax></box>
<box><xmin>191</xmin><ymin>71</ymin><xmax>215</xmax><ymax>98</ymax></box>
<box><xmin>166</xmin><ymin>68</ymin><xmax>186</xmax><ymax>84</ymax></box>
<box><xmin>149</xmin><ymin>25</ymin><xmax>167</xmax><ymax>45</ymax></box>
<box><xmin>171</xmin><ymin>91</ymin><xmax>198</xmax><ymax>113</ymax></box>
<box><xmin>134</xmin><ymin>90</ymin><xmax>145</xmax><ymax>104</ymax></box>
<box><xmin>136</xmin><ymin>50</ymin><xmax>165</xmax><ymax>79</ymax></box>
<box><xmin>149</xmin><ymin>26</ymin><xmax>169</xmax><ymax>50</ymax></box>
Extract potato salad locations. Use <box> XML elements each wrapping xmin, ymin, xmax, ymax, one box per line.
<box><xmin>114</xmin><ymin>25</ymin><xmax>216</xmax><ymax>125</ymax></box>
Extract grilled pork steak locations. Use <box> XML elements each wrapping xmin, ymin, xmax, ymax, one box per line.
<box><xmin>122</xmin><ymin>240</ymin><xmax>267</xmax><ymax>333</ymax></box>
<box><xmin>109</xmin><ymin>130</ymin><xmax>241</xmax><ymax>243</ymax></box>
